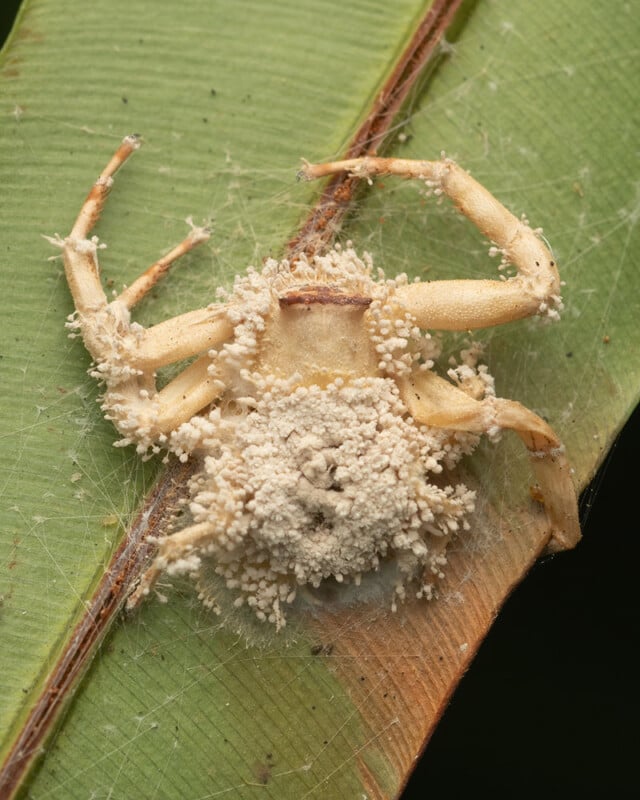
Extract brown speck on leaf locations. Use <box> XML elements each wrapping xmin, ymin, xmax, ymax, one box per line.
<box><xmin>310</xmin><ymin>642</ymin><xmax>334</xmax><ymax>656</ymax></box>
<box><xmin>530</xmin><ymin>484</ymin><xmax>546</xmax><ymax>505</ymax></box>
<box><xmin>253</xmin><ymin>762</ymin><xmax>272</xmax><ymax>785</ymax></box>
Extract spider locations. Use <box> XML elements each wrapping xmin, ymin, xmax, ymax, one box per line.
<box><xmin>49</xmin><ymin>135</ymin><xmax>579</xmax><ymax>629</ymax></box>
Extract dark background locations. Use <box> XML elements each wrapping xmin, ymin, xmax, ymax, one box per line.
<box><xmin>404</xmin><ymin>402</ymin><xmax>640</xmax><ymax>799</ymax></box>
<box><xmin>2</xmin><ymin>4</ymin><xmax>638</xmax><ymax>797</ymax></box>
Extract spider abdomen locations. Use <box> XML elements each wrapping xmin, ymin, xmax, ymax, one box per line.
<box><xmin>189</xmin><ymin>377</ymin><xmax>476</xmax><ymax>627</ymax></box>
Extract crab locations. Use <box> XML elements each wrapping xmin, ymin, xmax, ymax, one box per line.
<box><xmin>49</xmin><ymin>135</ymin><xmax>579</xmax><ymax>629</ymax></box>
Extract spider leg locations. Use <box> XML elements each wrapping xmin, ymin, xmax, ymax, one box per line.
<box><xmin>126</xmin><ymin>520</ymin><xmax>216</xmax><ymax>608</ymax></box>
<box><xmin>96</xmin><ymin>352</ymin><xmax>226</xmax><ymax>454</ymax></box>
<box><xmin>128</xmin><ymin>307</ymin><xmax>234</xmax><ymax>371</ymax></box>
<box><xmin>52</xmin><ymin>135</ymin><xmax>223</xmax><ymax>367</ymax></box>
<box><xmin>398</xmin><ymin>370</ymin><xmax>580</xmax><ymax>551</ymax></box>
<box><xmin>50</xmin><ymin>136</ymin><xmax>237</xmax><ymax>451</ymax></box>
<box><xmin>116</xmin><ymin>219</ymin><xmax>210</xmax><ymax>310</ymax></box>
<box><xmin>70</xmin><ymin>135</ymin><xmax>142</xmax><ymax>241</ymax></box>
<box><xmin>49</xmin><ymin>135</ymin><xmax>139</xmax><ymax>317</ymax></box>
<box><xmin>301</xmin><ymin>156</ymin><xmax>562</xmax><ymax>329</ymax></box>
<box><xmin>62</xmin><ymin>135</ymin><xmax>210</xmax><ymax>311</ymax></box>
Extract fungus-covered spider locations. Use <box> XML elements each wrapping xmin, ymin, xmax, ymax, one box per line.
<box><xmin>50</xmin><ymin>135</ymin><xmax>579</xmax><ymax>629</ymax></box>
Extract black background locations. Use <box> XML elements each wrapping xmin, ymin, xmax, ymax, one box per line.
<box><xmin>404</xmin><ymin>403</ymin><xmax>639</xmax><ymax>799</ymax></box>
<box><xmin>2</xmin><ymin>4</ymin><xmax>637</xmax><ymax>797</ymax></box>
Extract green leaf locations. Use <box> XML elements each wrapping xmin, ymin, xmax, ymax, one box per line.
<box><xmin>0</xmin><ymin>0</ymin><xmax>638</xmax><ymax>798</ymax></box>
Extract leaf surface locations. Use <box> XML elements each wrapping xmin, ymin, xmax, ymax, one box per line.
<box><xmin>0</xmin><ymin>0</ymin><xmax>638</xmax><ymax>797</ymax></box>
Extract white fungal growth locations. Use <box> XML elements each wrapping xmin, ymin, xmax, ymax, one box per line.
<box><xmin>55</xmin><ymin>139</ymin><xmax>580</xmax><ymax>631</ymax></box>
<box><xmin>179</xmin><ymin>377</ymin><xmax>476</xmax><ymax>628</ymax></box>
<box><xmin>73</xmin><ymin>245</ymin><xmax>486</xmax><ymax>624</ymax></box>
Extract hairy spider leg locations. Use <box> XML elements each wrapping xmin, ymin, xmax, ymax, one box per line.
<box><xmin>398</xmin><ymin>370</ymin><xmax>580</xmax><ymax>550</ymax></box>
<box><xmin>300</xmin><ymin>156</ymin><xmax>562</xmax><ymax>330</ymax></box>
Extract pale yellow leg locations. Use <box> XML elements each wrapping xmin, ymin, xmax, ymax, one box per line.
<box><xmin>130</xmin><ymin>308</ymin><xmax>233</xmax><ymax>371</ymax></box>
<box><xmin>66</xmin><ymin>135</ymin><xmax>209</xmax><ymax>310</ymax></box>
<box><xmin>55</xmin><ymin>135</ymin><xmax>224</xmax><ymax>368</ymax></box>
<box><xmin>51</xmin><ymin>136</ymin><xmax>235</xmax><ymax>446</ymax></box>
<box><xmin>117</xmin><ymin>221</ymin><xmax>210</xmax><ymax>310</ymax></box>
<box><xmin>300</xmin><ymin>156</ymin><xmax>562</xmax><ymax>329</ymax></box>
<box><xmin>398</xmin><ymin>370</ymin><xmax>580</xmax><ymax>551</ymax></box>
<box><xmin>150</xmin><ymin>355</ymin><xmax>224</xmax><ymax>433</ymax></box>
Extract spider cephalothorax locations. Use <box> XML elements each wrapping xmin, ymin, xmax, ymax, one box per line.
<box><xmin>50</xmin><ymin>136</ymin><xmax>580</xmax><ymax>629</ymax></box>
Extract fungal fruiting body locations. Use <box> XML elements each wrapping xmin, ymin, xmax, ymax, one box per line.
<box><xmin>149</xmin><ymin>248</ymin><xmax>481</xmax><ymax>626</ymax></box>
<box><xmin>53</xmin><ymin>137</ymin><xmax>580</xmax><ymax>629</ymax></box>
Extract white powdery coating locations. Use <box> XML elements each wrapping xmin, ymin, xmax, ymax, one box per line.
<box><xmin>216</xmin><ymin>243</ymin><xmax>435</xmax><ymax>380</ymax></box>
<box><xmin>70</xmin><ymin>243</ymin><xmax>485</xmax><ymax>626</ymax></box>
<box><xmin>179</xmin><ymin>377</ymin><xmax>476</xmax><ymax>628</ymax></box>
<box><xmin>83</xmin><ymin>245</ymin><xmax>440</xmax><ymax>456</ymax></box>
